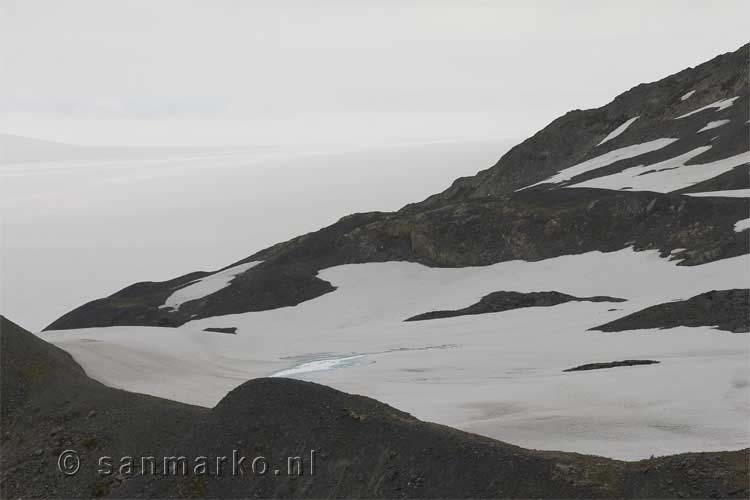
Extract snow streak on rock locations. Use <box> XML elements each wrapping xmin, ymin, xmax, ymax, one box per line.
<box><xmin>675</xmin><ymin>96</ymin><xmax>740</xmax><ymax>119</ymax></box>
<box><xmin>519</xmin><ymin>138</ymin><xmax>677</xmax><ymax>190</ymax></box>
<box><xmin>596</xmin><ymin>117</ymin><xmax>639</xmax><ymax>146</ymax></box>
<box><xmin>685</xmin><ymin>189</ymin><xmax>750</xmax><ymax>198</ymax></box>
<box><xmin>680</xmin><ymin>90</ymin><xmax>696</xmax><ymax>101</ymax></box>
<box><xmin>568</xmin><ymin>149</ymin><xmax>750</xmax><ymax>193</ymax></box>
<box><xmin>698</xmin><ymin>119</ymin><xmax>731</xmax><ymax>132</ymax></box>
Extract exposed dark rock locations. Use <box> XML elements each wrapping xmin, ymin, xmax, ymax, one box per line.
<box><xmin>590</xmin><ymin>289</ymin><xmax>750</xmax><ymax>333</ymax></box>
<box><xmin>203</xmin><ymin>327</ymin><xmax>237</xmax><ymax>334</ymax></box>
<box><xmin>3</xmin><ymin>316</ymin><xmax>748</xmax><ymax>498</ymax></box>
<box><xmin>405</xmin><ymin>290</ymin><xmax>625</xmax><ymax>322</ymax></box>
<box><xmin>564</xmin><ymin>360</ymin><xmax>660</xmax><ymax>372</ymax></box>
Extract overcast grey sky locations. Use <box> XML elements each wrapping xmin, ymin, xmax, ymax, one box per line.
<box><xmin>1</xmin><ymin>0</ymin><xmax>748</xmax><ymax>147</ymax></box>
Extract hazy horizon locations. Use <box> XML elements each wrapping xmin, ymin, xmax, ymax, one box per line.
<box><xmin>2</xmin><ymin>1</ymin><xmax>748</xmax><ymax>148</ymax></box>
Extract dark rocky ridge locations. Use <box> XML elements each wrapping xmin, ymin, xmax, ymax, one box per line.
<box><xmin>46</xmin><ymin>190</ymin><xmax>749</xmax><ymax>330</ymax></box>
<box><xmin>2</xmin><ymin>316</ymin><xmax>748</xmax><ymax>499</ymax></box>
<box><xmin>45</xmin><ymin>44</ymin><xmax>750</xmax><ymax>331</ymax></box>
<box><xmin>405</xmin><ymin>290</ymin><xmax>625</xmax><ymax>322</ymax></box>
<box><xmin>564</xmin><ymin>360</ymin><xmax>660</xmax><ymax>372</ymax></box>
<box><xmin>591</xmin><ymin>289</ymin><xmax>750</xmax><ymax>333</ymax></box>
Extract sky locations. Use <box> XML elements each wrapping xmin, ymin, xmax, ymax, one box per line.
<box><xmin>1</xmin><ymin>0</ymin><xmax>748</xmax><ymax>148</ymax></box>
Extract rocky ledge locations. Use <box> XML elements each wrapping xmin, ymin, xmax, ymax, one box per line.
<box><xmin>405</xmin><ymin>290</ymin><xmax>625</xmax><ymax>322</ymax></box>
<box><xmin>591</xmin><ymin>289</ymin><xmax>749</xmax><ymax>333</ymax></box>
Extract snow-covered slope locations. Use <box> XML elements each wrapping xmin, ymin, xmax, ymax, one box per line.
<box><xmin>44</xmin><ymin>248</ymin><xmax>750</xmax><ymax>460</ymax></box>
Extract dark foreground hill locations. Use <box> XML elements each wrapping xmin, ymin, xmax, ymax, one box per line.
<box><xmin>1</xmin><ymin>316</ymin><xmax>748</xmax><ymax>499</ymax></box>
<box><xmin>0</xmin><ymin>316</ymin><xmax>205</xmax><ymax>498</ymax></box>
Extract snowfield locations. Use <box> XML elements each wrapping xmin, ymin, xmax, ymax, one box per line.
<box><xmin>44</xmin><ymin>248</ymin><xmax>750</xmax><ymax>460</ymax></box>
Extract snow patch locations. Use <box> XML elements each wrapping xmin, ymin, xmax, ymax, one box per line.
<box><xmin>568</xmin><ymin>148</ymin><xmax>750</xmax><ymax>193</ymax></box>
<box><xmin>518</xmin><ymin>138</ymin><xmax>677</xmax><ymax>190</ymax></box>
<box><xmin>733</xmin><ymin>218</ymin><xmax>750</xmax><ymax>232</ymax></box>
<box><xmin>161</xmin><ymin>261</ymin><xmax>261</xmax><ymax>311</ymax></box>
<box><xmin>698</xmin><ymin>120</ymin><xmax>730</xmax><ymax>133</ymax></box>
<box><xmin>596</xmin><ymin>117</ymin><xmax>639</xmax><ymax>146</ymax></box>
<box><xmin>676</xmin><ymin>96</ymin><xmax>740</xmax><ymax>119</ymax></box>
<box><xmin>680</xmin><ymin>90</ymin><xmax>696</xmax><ymax>101</ymax></box>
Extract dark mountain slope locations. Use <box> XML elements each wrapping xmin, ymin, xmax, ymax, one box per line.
<box><xmin>410</xmin><ymin>44</ymin><xmax>748</xmax><ymax>206</ymax></box>
<box><xmin>2</xmin><ymin>317</ymin><xmax>747</xmax><ymax>498</ymax></box>
<box><xmin>45</xmin><ymin>44</ymin><xmax>749</xmax><ymax>331</ymax></box>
